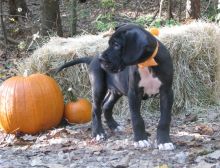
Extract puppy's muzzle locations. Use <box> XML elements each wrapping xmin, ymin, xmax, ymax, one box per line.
<box><xmin>99</xmin><ymin>56</ymin><xmax>125</xmax><ymax>73</ymax></box>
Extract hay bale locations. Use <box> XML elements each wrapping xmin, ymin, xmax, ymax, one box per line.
<box><xmin>159</xmin><ymin>21</ymin><xmax>220</xmax><ymax>111</ymax></box>
<box><xmin>17</xmin><ymin>33</ymin><xmax>111</xmax><ymax>109</ymax></box>
<box><xmin>17</xmin><ymin>21</ymin><xmax>220</xmax><ymax>114</ymax></box>
<box><xmin>17</xmin><ymin>34</ymin><xmax>109</xmax><ymax>74</ymax></box>
<box><xmin>215</xmin><ymin>40</ymin><xmax>220</xmax><ymax>105</ymax></box>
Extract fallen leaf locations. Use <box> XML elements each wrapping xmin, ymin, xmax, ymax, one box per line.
<box><xmin>195</xmin><ymin>124</ymin><xmax>214</xmax><ymax>135</ymax></box>
<box><xmin>5</xmin><ymin>134</ymin><xmax>16</xmax><ymax>144</ymax></box>
<box><xmin>48</xmin><ymin>128</ymin><xmax>69</xmax><ymax>138</ymax></box>
<box><xmin>155</xmin><ymin>164</ymin><xmax>169</xmax><ymax>168</ymax></box>
<box><xmin>22</xmin><ymin>134</ymin><xmax>37</xmax><ymax>141</ymax></box>
<box><xmin>48</xmin><ymin>137</ymin><xmax>70</xmax><ymax>145</ymax></box>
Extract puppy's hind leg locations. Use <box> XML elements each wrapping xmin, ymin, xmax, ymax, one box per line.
<box><xmin>89</xmin><ymin>64</ymin><xmax>107</xmax><ymax>141</ymax></box>
<box><xmin>103</xmin><ymin>91</ymin><xmax>122</xmax><ymax>131</ymax></box>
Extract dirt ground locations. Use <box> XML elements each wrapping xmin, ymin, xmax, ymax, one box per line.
<box><xmin>1</xmin><ymin>1</ymin><xmax>220</xmax><ymax>168</ymax></box>
<box><xmin>0</xmin><ymin>107</ymin><xmax>220</xmax><ymax>168</ymax></box>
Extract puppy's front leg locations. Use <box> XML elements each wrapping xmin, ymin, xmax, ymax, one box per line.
<box><xmin>157</xmin><ymin>86</ymin><xmax>175</xmax><ymax>150</ymax></box>
<box><xmin>128</xmin><ymin>89</ymin><xmax>151</xmax><ymax>148</ymax></box>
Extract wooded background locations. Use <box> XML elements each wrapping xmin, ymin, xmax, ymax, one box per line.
<box><xmin>0</xmin><ymin>0</ymin><xmax>220</xmax><ymax>48</ymax></box>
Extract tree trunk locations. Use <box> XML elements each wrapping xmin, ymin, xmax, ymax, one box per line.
<box><xmin>215</xmin><ymin>0</ymin><xmax>220</xmax><ymax>104</ymax></box>
<box><xmin>218</xmin><ymin>0</ymin><xmax>220</xmax><ymax>11</ymax></box>
<box><xmin>8</xmin><ymin>0</ymin><xmax>29</xmax><ymax>20</ymax></box>
<box><xmin>216</xmin><ymin>30</ymin><xmax>220</xmax><ymax>104</ymax></box>
<box><xmin>186</xmin><ymin>0</ymin><xmax>200</xmax><ymax>19</ymax></box>
<box><xmin>159</xmin><ymin>0</ymin><xmax>165</xmax><ymax>18</ymax></box>
<box><xmin>70</xmin><ymin>0</ymin><xmax>77</xmax><ymax>36</ymax></box>
<box><xmin>1</xmin><ymin>0</ymin><xmax>7</xmax><ymax>45</ymax></box>
<box><xmin>166</xmin><ymin>0</ymin><xmax>173</xmax><ymax>19</ymax></box>
<box><xmin>178</xmin><ymin>0</ymin><xmax>183</xmax><ymax>21</ymax></box>
<box><xmin>79</xmin><ymin>0</ymin><xmax>86</xmax><ymax>3</ymax></box>
<box><xmin>40</xmin><ymin>0</ymin><xmax>63</xmax><ymax>37</ymax></box>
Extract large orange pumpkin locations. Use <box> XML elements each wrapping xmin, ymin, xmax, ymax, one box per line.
<box><xmin>0</xmin><ymin>73</ymin><xmax>64</xmax><ymax>134</ymax></box>
<box><xmin>64</xmin><ymin>99</ymin><xmax>92</xmax><ymax>124</ymax></box>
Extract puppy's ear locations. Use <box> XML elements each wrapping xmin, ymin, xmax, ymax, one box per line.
<box><xmin>122</xmin><ymin>29</ymin><xmax>152</xmax><ymax>65</ymax></box>
<box><xmin>115</xmin><ymin>23</ymin><xmax>141</xmax><ymax>31</ymax></box>
<box><xmin>115</xmin><ymin>23</ymin><xmax>127</xmax><ymax>30</ymax></box>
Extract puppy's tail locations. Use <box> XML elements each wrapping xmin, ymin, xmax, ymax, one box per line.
<box><xmin>56</xmin><ymin>57</ymin><xmax>92</xmax><ymax>74</ymax></box>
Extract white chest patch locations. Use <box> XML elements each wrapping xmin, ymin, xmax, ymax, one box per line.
<box><xmin>138</xmin><ymin>67</ymin><xmax>162</xmax><ymax>96</ymax></box>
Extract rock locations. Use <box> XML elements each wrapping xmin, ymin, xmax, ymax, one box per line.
<box><xmin>174</xmin><ymin>152</ymin><xmax>188</xmax><ymax>164</ymax></box>
<box><xmin>204</xmin><ymin>156</ymin><xmax>217</xmax><ymax>164</ymax></box>
<box><xmin>111</xmin><ymin>153</ymin><xmax>131</xmax><ymax>167</ymax></box>
<box><xmin>195</xmin><ymin>150</ymin><xmax>220</xmax><ymax>168</ymax></box>
<box><xmin>193</xmin><ymin>160</ymin><xmax>217</xmax><ymax>168</ymax></box>
<box><xmin>152</xmin><ymin>149</ymin><xmax>159</xmax><ymax>155</ymax></box>
<box><xmin>184</xmin><ymin>113</ymin><xmax>198</xmax><ymax>123</ymax></box>
<box><xmin>139</xmin><ymin>160</ymin><xmax>154</xmax><ymax>167</ymax></box>
<box><xmin>196</xmin><ymin>150</ymin><xmax>220</xmax><ymax>162</ymax></box>
<box><xmin>96</xmin><ymin>156</ymin><xmax>103</xmax><ymax>162</ymax></box>
<box><xmin>70</xmin><ymin>163</ymin><xmax>78</xmax><ymax>168</ymax></box>
<box><xmin>45</xmin><ymin>164</ymin><xmax>66</xmax><ymax>168</ymax></box>
<box><xmin>30</xmin><ymin>157</ymin><xmax>43</xmax><ymax>166</ymax></box>
<box><xmin>207</xmin><ymin>150</ymin><xmax>220</xmax><ymax>159</ymax></box>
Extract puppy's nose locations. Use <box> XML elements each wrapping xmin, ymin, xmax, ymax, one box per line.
<box><xmin>98</xmin><ymin>55</ymin><xmax>105</xmax><ymax>62</ymax></box>
<box><xmin>99</xmin><ymin>54</ymin><xmax>109</xmax><ymax>63</ymax></box>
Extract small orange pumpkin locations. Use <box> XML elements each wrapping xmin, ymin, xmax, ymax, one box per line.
<box><xmin>0</xmin><ymin>73</ymin><xmax>64</xmax><ymax>134</ymax></box>
<box><xmin>149</xmin><ymin>27</ymin><xmax>160</xmax><ymax>36</ymax></box>
<box><xmin>64</xmin><ymin>98</ymin><xmax>92</xmax><ymax>124</ymax></box>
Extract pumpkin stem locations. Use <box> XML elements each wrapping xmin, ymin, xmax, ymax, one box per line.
<box><xmin>67</xmin><ymin>87</ymin><xmax>77</xmax><ymax>101</ymax></box>
<box><xmin>23</xmin><ymin>70</ymin><xmax>28</xmax><ymax>77</ymax></box>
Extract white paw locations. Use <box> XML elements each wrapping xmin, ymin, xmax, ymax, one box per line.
<box><xmin>158</xmin><ymin>143</ymin><xmax>175</xmax><ymax>150</ymax></box>
<box><xmin>94</xmin><ymin>134</ymin><xmax>105</xmax><ymax>141</ymax></box>
<box><xmin>114</xmin><ymin>126</ymin><xmax>124</xmax><ymax>132</ymax></box>
<box><xmin>134</xmin><ymin>140</ymin><xmax>151</xmax><ymax>148</ymax></box>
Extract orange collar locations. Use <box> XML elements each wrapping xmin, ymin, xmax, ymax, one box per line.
<box><xmin>138</xmin><ymin>41</ymin><xmax>159</xmax><ymax>68</ymax></box>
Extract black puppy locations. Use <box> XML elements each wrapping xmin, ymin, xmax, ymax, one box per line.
<box><xmin>56</xmin><ymin>24</ymin><xmax>174</xmax><ymax>150</ymax></box>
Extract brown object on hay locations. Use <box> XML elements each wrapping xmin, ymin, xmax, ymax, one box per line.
<box><xmin>17</xmin><ymin>21</ymin><xmax>220</xmax><ymax>115</ymax></box>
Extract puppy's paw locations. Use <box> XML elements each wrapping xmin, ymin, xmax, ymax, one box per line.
<box><xmin>134</xmin><ymin>140</ymin><xmax>151</xmax><ymax>148</ymax></box>
<box><xmin>114</xmin><ymin>126</ymin><xmax>124</xmax><ymax>132</ymax></box>
<box><xmin>93</xmin><ymin>134</ymin><xmax>106</xmax><ymax>141</ymax></box>
<box><xmin>158</xmin><ymin>143</ymin><xmax>175</xmax><ymax>150</ymax></box>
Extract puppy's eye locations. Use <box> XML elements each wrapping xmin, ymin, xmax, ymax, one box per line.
<box><xmin>113</xmin><ymin>41</ymin><xmax>120</xmax><ymax>49</ymax></box>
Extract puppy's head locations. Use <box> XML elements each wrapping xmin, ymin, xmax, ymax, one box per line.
<box><xmin>99</xmin><ymin>23</ymin><xmax>157</xmax><ymax>73</ymax></box>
